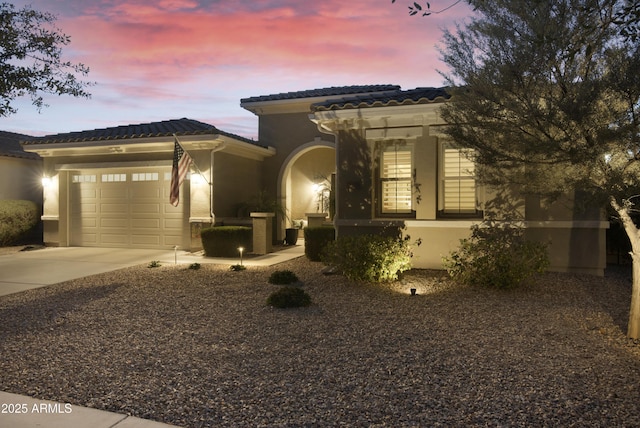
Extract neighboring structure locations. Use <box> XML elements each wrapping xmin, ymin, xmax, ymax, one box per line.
<box><xmin>18</xmin><ymin>85</ymin><xmax>609</xmax><ymax>275</ymax></box>
<box><xmin>21</xmin><ymin>119</ymin><xmax>274</xmax><ymax>249</ymax></box>
<box><xmin>309</xmin><ymin>87</ymin><xmax>608</xmax><ymax>275</ymax></box>
<box><xmin>0</xmin><ymin>131</ymin><xmax>42</xmax><ymax>204</ymax></box>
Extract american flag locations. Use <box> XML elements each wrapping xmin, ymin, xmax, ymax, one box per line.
<box><xmin>169</xmin><ymin>139</ymin><xmax>192</xmax><ymax>207</ymax></box>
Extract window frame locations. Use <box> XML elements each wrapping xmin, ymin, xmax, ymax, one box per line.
<box><xmin>438</xmin><ymin>142</ymin><xmax>481</xmax><ymax>218</ymax></box>
<box><xmin>376</xmin><ymin>141</ymin><xmax>416</xmax><ymax>218</ymax></box>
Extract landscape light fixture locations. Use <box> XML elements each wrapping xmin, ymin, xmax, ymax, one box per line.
<box><xmin>410</xmin><ymin>288</ymin><xmax>417</xmax><ymax>296</ymax></box>
<box><xmin>238</xmin><ymin>247</ymin><xmax>244</xmax><ymax>266</ymax></box>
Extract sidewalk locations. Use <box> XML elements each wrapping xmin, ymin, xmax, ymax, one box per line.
<box><xmin>0</xmin><ymin>242</ymin><xmax>305</xmax><ymax>428</ymax></box>
<box><xmin>0</xmin><ymin>391</ymin><xmax>179</xmax><ymax>427</ymax></box>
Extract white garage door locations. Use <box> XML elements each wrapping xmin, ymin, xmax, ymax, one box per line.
<box><xmin>69</xmin><ymin>168</ymin><xmax>185</xmax><ymax>248</ymax></box>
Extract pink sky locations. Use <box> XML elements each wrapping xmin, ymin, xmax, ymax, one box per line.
<box><xmin>3</xmin><ymin>0</ymin><xmax>475</xmax><ymax>139</ymax></box>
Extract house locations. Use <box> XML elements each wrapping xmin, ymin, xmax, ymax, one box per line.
<box><xmin>308</xmin><ymin>87</ymin><xmax>608</xmax><ymax>275</ymax></box>
<box><xmin>19</xmin><ymin>85</ymin><xmax>608</xmax><ymax>275</ymax></box>
<box><xmin>0</xmin><ymin>131</ymin><xmax>42</xmax><ymax>204</ymax></box>
<box><xmin>20</xmin><ymin>118</ymin><xmax>275</xmax><ymax>249</ymax></box>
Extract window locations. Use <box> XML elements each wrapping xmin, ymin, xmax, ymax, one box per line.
<box><xmin>72</xmin><ymin>174</ymin><xmax>96</xmax><ymax>183</ymax></box>
<box><xmin>132</xmin><ymin>172</ymin><xmax>159</xmax><ymax>182</ymax></box>
<box><xmin>441</xmin><ymin>145</ymin><xmax>477</xmax><ymax>215</ymax></box>
<box><xmin>101</xmin><ymin>173</ymin><xmax>126</xmax><ymax>182</ymax></box>
<box><xmin>380</xmin><ymin>143</ymin><xmax>413</xmax><ymax>214</ymax></box>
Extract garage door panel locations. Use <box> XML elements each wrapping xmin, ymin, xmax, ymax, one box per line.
<box><xmin>132</xmin><ymin>218</ymin><xmax>160</xmax><ymax>228</ymax></box>
<box><xmin>100</xmin><ymin>188</ymin><xmax>127</xmax><ymax>199</ymax></box>
<box><xmin>101</xmin><ymin>218</ymin><xmax>129</xmax><ymax>228</ymax></box>
<box><xmin>130</xmin><ymin>187</ymin><xmax>161</xmax><ymax>199</ymax></box>
<box><xmin>70</xmin><ymin>167</ymin><xmax>185</xmax><ymax>249</ymax></box>
<box><xmin>131</xmin><ymin>203</ymin><xmax>160</xmax><ymax>214</ymax></box>
<box><xmin>101</xmin><ymin>234</ymin><xmax>129</xmax><ymax>245</ymax></box>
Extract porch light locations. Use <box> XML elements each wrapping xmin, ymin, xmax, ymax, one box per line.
<box><xmin>238</xmin><ymin>247</ymin><xmax>244</xmax><ymax>266</ymax></box>
<box><xmin>190</xmin><ymin>172</ymin><xmax>206</xmax><ymax>185</ymax></box>
<box><xmin>41</xmin><ymin>176</ymin><xmax>53</xmax><ymax>187</ymax></box>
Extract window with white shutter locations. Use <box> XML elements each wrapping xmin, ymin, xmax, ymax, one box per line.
<box><xmin>380</xmin><ymin>144</ymin><xmax>413</xmax><ymax>214</ymax></box>
<box><xmin>441</xmin><ymin>145</ymin><xmax>477</xmax><ymax>214</ymax></box>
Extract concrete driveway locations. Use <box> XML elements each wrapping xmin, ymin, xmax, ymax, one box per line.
<box><xmin>0</xmin><ymin>247</ymin><xmax>177</xmax><ymax>297</ymax></box>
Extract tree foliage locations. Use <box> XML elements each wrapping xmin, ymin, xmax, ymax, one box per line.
<box><xmin>0</xmin><ymin>2</ymin><xmax>92</xmax><ymax>116</ymax></box>
<box><xmin>436</xmin><ymin>0</ymin><xmax>640</xmax><ymax>337</ymax></box>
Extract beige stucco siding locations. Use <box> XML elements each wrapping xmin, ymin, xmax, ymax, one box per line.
<box><xmin>0</xmin><ymin>156</ymin><xmax>42</xmax><ymax>203</ymax></box>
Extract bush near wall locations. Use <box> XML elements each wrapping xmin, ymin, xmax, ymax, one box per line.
<box><xmin>321</xmin><ymin>234</ymin><xmax>412</xmax><ymax>282</ymax></box>
<box><xmin>304</xmin><ymin>226</ymin><xmax>335</xmax><ymax>261</ymax></box>
<box><xmin>0</xmin><ymin>200</ymin><xmax>39</xmax><ymax>246</ymax></box>
<box><xmin>201</xmin><ymin>226</ymin><xmax>252</xmax><ymax>257</ymax></box>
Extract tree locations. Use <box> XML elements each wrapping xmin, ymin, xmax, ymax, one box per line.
<box><xmin>435</xmin><ymin>0</ymin><xmax>640</xmax><ymax>338</ymax></box>
<box><xmin>0</xmin><ymin>2</ymin><xmax>92</xmax><ymax>116</ymax></box>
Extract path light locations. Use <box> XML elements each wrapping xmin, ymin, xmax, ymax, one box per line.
<box><xmin>410</xmin><ymin>288</ymin><xmax>417</xmax><ymax>296</ymax></box>
<box><xmin>238</xmin><ymin>247</ymin><xmax>244</xmax><ymax>266</ymax></box>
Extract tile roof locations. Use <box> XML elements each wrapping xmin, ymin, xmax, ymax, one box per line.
<box><xmin>20</xmin><ymin>118</ymin><xmax>262</xmax><ymax>147</ymax></box>
<box><xmin>312</xmin><ymin>87</ymin><xmax>451</xmax><ymax>111</ymax></box>
<box><xmin>240</xmin><ymin>85</ymin><xmax>401</xmax><ymax>104</ymax></box>
<box><xmin>0</xmin><ymin>131</ymin><xmax>40</xmax><ymax>160</ymax></box>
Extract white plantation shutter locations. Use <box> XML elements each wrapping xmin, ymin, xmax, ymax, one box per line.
<box><xmin>381</xmin><ymin>147</ymin><xmax>412</xmax><ymax>214</ymax></box>
<box><xmin>443</xmin><ymin>147</ymin><xmax>477</xmax><ymax>213</ymax></box>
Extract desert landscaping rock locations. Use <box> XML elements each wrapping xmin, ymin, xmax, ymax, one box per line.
<box><xmin>1</xmin><ymin>257</ymin><xmax>639</xmax><ymax>427</ymax></box>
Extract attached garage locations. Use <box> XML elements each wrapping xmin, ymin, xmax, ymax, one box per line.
<box><xmin>20</xmin><ymin>118</ymin><xmax>275</xmax><ymax>251</ymax></box>
<box><xmin>68</xmin><ymin>167</ymin><xmax>184</xmax><ymax>248</ymax></box>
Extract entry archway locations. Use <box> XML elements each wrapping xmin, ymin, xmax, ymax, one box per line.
<box><xmin>277</xmin><ymin>139</ymin><xmax>335</xmax><ymax>239</ymax></box>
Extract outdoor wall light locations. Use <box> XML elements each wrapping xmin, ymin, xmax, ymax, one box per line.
<box><xmin>41</xmin><ymin>176</ymin><xmax>53</xmax><ymax>187</ymax></box>
<box><xmin>190</xmin><ymin>172</ymin><xmax>206</xmax><ymax>185</ymax></box>
<box><xmin>238</xmin><ymin>247</ymin><xmax>244</xmax><ymax>266</ymax></box>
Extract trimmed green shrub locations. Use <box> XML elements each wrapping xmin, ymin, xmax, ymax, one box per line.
<box><xmin>442</xmin><ymin>223</ymin><xmax>549</xmax><ymax>289</ymax></box>
<box><xmin>268</xmin><ymin>270</ymin><xmax>299</xmax><ymax>285</ymax></box>
<box><xmin>267</xmin><ymin>286</ymin><xmax>311</xmax><ymax>308</ymax></box>
<box><xmin>201</xmin><ymin>226</ymin><xmax>252</xmax><ymax>257</ymax></box>
<box><xmin>321</xmin><ymin>234</ymin><xmax>412</xmax><ymax>282</ymax></box>
<box><xmin>0</xmin><ymin>200</ymin><xmax>39</xmax><ymax>246</ymax></box>
<box><xmin>304</xmin><ymin>226</ymin><xmax>335</xmax><ymax>261</ymax></box>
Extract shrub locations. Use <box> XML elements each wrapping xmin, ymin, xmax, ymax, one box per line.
<box><xmin>268</xmin><ymin>270</ymin><xmax>299</xmax><ymax>285</ymax></box>
<box><xmin>0</xmin><ymin>200</ymin><xmax>39</xmax><ymax>246</ymax></box>
<box><xmin>267</xmin><ymin>286</ymin><xmax>311</xmax><ymax>308</ymax></box>
<box><xmin>321</xmin><ymin>234</ymin><xmax>412</xmax><ymax>282</ymax></box>
<box><xmin>201</xmin><ymin>226</ymin><xmax>252</xmax><ymax>257</ymax></box>
<box><xmin>189</xmin><ymin>263</ymin><xmax>201</xmax><ymax>270</ymax></box>
<box><xmin>148</xmin><ymin>260</ymin><xmax>161</xmax><ymax>268</ymax></box>
<box><xmin>442</xmin><ymin>223</ymin><xmax>549</xmax><ymax>289</ymax></box>
<box><xmin>304</xmin><ymin>226</ymin><xmax>335</xmax><ymax>261</ymax></box>
<box><xmin>230</xmin><ymin>264</ymin><xmax>246</xmax><ymax>271</ymax></box>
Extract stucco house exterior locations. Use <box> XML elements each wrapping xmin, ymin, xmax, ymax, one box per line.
<box><xmin>308</xmin><ymin>86</ymin><xmax>608</xmax><ymax>275</ymax></box>
<box><xmin>0</xmin><ymin>131</ymin><xmax>42</xmax><ymax>204</ymax></box>
<box><xmin>18</xmin><ymin>85</ymin><xmax>609</xmax><ymax>275</ymax></box>
<box><xmin>21</xmin><ymin>119</ymin><xmax>274</xmax><ymax>250</ymax></box>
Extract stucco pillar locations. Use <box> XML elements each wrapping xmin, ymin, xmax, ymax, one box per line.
<box><xmin>251</xmin><ymin>212</ymin><xmax>275</xmax><ymax>254</ymax></box>
<box><xmin>306</xmin><ymin>213</ymin><xmax>328</xmax><ymax>228</ymax></box>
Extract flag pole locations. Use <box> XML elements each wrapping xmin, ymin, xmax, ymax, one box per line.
<box><xmin>173</xmin><ymin>133</ymin><xmax>211</xmax><ymax>185</ymax></box>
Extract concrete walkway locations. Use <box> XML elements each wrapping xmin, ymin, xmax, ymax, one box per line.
<box><xmin>0</xmin><ymin>243</ymin><xmax>305</xmax><ymax>297</ymax></box>
<box><xmin>0</xmin><ymin>243</ymin><xmax>305</xmax><ymax>428</ymax></box>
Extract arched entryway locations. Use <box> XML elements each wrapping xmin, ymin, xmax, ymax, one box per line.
<box><xmin>277</xmin><ymin>139</ymin><xmax>335</xmax><ymax>239</ymax></box>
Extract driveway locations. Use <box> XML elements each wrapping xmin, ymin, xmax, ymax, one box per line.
<box><xmin>0</xmin><ymin>244</ymin><xmax>305</xmax><ymax>297</ymax></box>
<box><xmin>0</xmin><ymin>247</ymin><xmax>177</xmax><ymax>297</ymax></box>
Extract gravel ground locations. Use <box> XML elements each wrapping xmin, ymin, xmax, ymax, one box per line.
<box><xmin>1</xmin><ymin>255</ymin><xmax>640</xmax><ymax>427</ymax></box>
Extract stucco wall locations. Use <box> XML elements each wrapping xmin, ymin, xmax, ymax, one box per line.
<box><xmin>0</xmin><ymin>156</ymin><xmax>42</xmax><ymax>203</ymax></box>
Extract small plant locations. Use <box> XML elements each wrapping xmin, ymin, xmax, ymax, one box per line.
<box><xmin>189</xmin><ymin>263</ymin><xmax>201</xmax><ymax>270</ymax></box>
<box><xmin>268</xmin><ymin>270</ymin><xmax>299</xmax><ymax>285</ymax></box>
<box><xmin>267</xmin><ymin>286</ymin><xmax>312</xmax><ymax>308</ymax></box>
<box><xmin>442</xmin><ymin>222</ymin><xmax>549</xmax><ymax>289</ymax></box>
<box><xmin>230</xmin><ymin>264</ymin><xmax>246</xmax><ymax>271</ymax></box>
<box><xmin>148</xmin><ymin>260</ymin><xmax>161</xmax><ymax>268</ymax></box>
<box><xmin>321</xmin><ymin>234</ymin><xmax>412</xmax><ymax>282</ymax></box>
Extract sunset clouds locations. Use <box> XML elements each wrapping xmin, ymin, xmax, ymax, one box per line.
<box><xmin>5</xmin><ymin>0</ymin><xmax>475</xmax><ymax>138</ymax></box>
